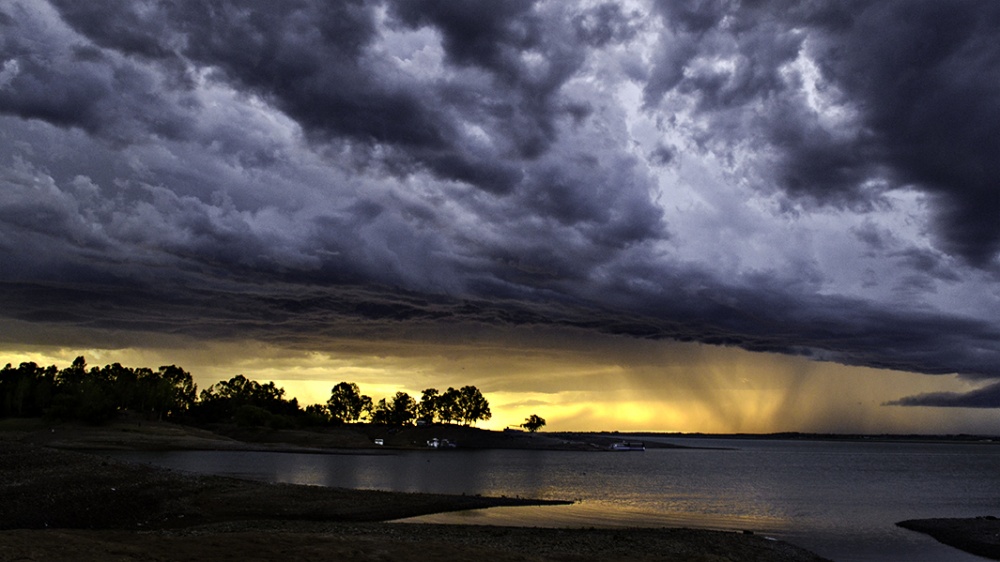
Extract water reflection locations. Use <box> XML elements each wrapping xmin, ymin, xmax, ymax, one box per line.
<box><xmin>400</xmin><ymin>501</ymin><xmax>790</xmax><ymax>534</ymax></box>
<box><xmin>109</xmin><ymin>440</ymin><xmax>1000</xmax><ymax>562</ymax></box>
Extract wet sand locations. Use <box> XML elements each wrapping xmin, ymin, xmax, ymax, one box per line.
<box><xmin>0</xmin><ymin>422</ymin><xmax>830</xmax><ymax>561</ymax></box>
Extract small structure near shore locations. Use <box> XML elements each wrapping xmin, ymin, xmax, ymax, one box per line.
<box><xmin>427</xmin><ymin>437</ymin><xmax>457</xmax><ymax>449</ymax></box>
<box><xmin>609</xmin><ymin>441</ymin><xmax>645</xmax><ymax>451</ymax></box>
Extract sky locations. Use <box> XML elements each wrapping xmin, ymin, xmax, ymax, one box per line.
<box><xmin>1</xmin><ymin>0</ymin><xmax>999</xmax><ymax>433</ymax></box>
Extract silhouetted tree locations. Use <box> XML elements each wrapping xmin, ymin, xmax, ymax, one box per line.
<box><xmin>2</xmin><ymin>355</ymin><xmax>502</xmax><ymax>432</ymax></box>
<box><xmin>303</xmin><ymin>403</ymin><xmax>331</xmax><ymax>425</ymax></box>
<box><xmin>327</xmin><ymin>382</ymin><xmax>372</xmax><ymax>423</ymax></box>
<box><xmin>436</xmin><ymin>387</ymin><xmax>461</xmax><ymax>424</ymax></box>
<box><xmin>49</xmin><ymin>358</ymin><xmax>119</xmax><ymax>424</ymax></box>
<box><xmin>521</xmin><ymin>414</ymin><xmax>546</xmax><ymax>432</ymax></box>
<box><xmin>234</xmin><ymin>404</ymin><xmax>272</xmax><ymax>427</ymax></box>
<box><xmin>417</xmin><ymin>388</ymin><xmax>439</xmax><ymax>423</ymax></box>
<box><xmin>2</xmin><ymin>357</ymin><xmax>200</xmax><ymax>423</ymax></box>
<box><xmin>456</xmin><ymin>385</ymin><xmax>491</xmax><ymax>426</ymax></box>
<box><xmin>0</xmin><ymin>361</ymin><xmax>56</xmax><ymax>418</ymax></box>
<box><xmin>165</xmin><ymin>365</ymin><xmax>197</xmax><ymax>413</ymax></box>
<box><xmin>194</xmin><ymin>375</ymin><xmax>299</xmax><ymax>423</ymax></box>
<box><xmin>428</xmin><ymin>386</ymin><xmax>491</xmax><ymax>426</ymax></box>
<box><xmin>370</xmin><ymin>398</ymin><xmax>390</xmax><ymax>425</ymax></box>
<box><xmin>371</xmin><ymin>392</ymin><xmax>417</xmax><ymax>426</ymax></box>
<box><xmin>392</xmin><ymin>392</ymin><xmax>417</xmax><ymax>426</ymax></box>
<box><xmin>134</xmin><ymin>365</ymin><xmax>197</xmax><ymax>420</ymax></box>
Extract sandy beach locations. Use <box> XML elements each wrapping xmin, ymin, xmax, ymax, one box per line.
<box><xmin>0</xmin><ymin>420</ymin><xmax>838</xmax><ymax>561</ymax></box>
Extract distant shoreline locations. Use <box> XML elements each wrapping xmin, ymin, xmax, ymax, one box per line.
<box><xmin>571</xmin><ymin>430</ymin><xmax>1000</xmax><ymax>444</ymax></box>
<box><xmin>0</xmin><ymin>417</ymin><xmax>720</xmax><ymax>453</ymax></box>
<box><xmin>4</xmin><ymin>417</ymin><xmax>996</xmax><ymax>458</ymax></box>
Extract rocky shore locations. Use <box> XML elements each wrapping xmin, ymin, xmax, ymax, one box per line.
<box><xmin>0</xmin><ymin>421</ymin><xmax>831</xmax><ymax>561</ymax></box>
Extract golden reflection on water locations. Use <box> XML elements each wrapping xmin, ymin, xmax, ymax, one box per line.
<box><xmin>395</xmin><ymin>501</ymin><xmax>790</xmax><ymax>534</ymax></box>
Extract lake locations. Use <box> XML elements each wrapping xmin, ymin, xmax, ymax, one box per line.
<box><xmin>109</xmin><ymin>436</ymin><xmax>1000</xmax><ymax>561</ymax></box>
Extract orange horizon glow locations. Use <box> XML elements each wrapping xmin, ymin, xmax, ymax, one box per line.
<box><xmin>2</xmin><ymin>332</ymin><xmax>998</xmax><ymax>435</ymax></box>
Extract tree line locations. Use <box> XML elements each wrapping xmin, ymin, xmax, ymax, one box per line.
<box><xmin>0</xmin><ymin>357</ymin><xmax>195</xmax><ymax>424</ymax></box>
<box><xmin>0</xmin><ymin>357</ymin><xmax>491</xmax><ymax>429</ymax></box>
<box><xmin>324</xmin><ymin>382</ymin><xmax>491</xmax><ymax>426</ymax></box>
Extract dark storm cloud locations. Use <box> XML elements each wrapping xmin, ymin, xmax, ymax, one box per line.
<box><xmin>391</xmin><ymin>0</ymin><xmax>605</xmax><ymax>164</ymax></box>
<box><xmin>587</xmin><ymin>260</ymin><xmax>1000</xmax><ymax>379</ymax></box>
<box><xmin>886</xmin><ymin>382</ymin><xmax>1000</xmax><ymax>409</ymax></box>
<box><xmin>891</xmin><ymin>249</ymin><xmax>961</xmax><ymax>284</ymax></box>
<box><xmin>646</xmin><ymin>0</ymin><xmax>804</xmax><ymax>109</ymax></box>
<box><xmin>1</xmin><ymin>0</ymin><xmax>999</xmax><ymax>393</ymax></box>
<box><xmin>27</xmin><ymin>0</ymin><xmax>501</xmax><ymax>196</ymax></box>
<box><xmin>389</xmin><ymin>0</ymin><xmax>538</xmax><ymax>75</ymax></box>
<box><xmin>48</xmin><ymin>1</ymin><xmax>445</xmax><ymax>146</ymax></box>
<box><xmin>0</xmin><ymin>4</ymin><xmax>195</xmax><ymax>145</ymax></box>
<box><xmin>571</xmin><ymin>3</ymin><xmax>642</xmax><ymax>48</ymax></box>
<box><xmin>816</xmin><ymin>3</ymin><xmax>1000</xmax><ymax>266</ymax></box>
<box><xmin>37</xmin><ymin>0</ymin><xmax>607</xmax><ymax>200</ymax></box>
<box><xmin>645</xmin><ymin>0</ymin><xmax>1000</xmax><ymax>266</ymax></box>
<box><xmin>4</xmin><ymin>260</ymin><xmax>998</xmax><ymax>383</ymax></box>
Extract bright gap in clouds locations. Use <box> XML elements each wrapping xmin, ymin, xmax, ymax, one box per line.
<box><xmin>3</xmin><ymin>329</ymin><xmax>996</xmax><ymax>434</ymax></box>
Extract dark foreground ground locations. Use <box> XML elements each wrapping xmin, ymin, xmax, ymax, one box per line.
<box><xmin>0</xmin><ymin>424</ymin><xmax>832</xmax><ymax>562</ymax></box>
<box><xmin>897</xmin><ymin>517</ymin><xmax>1000</xmax><ymax>561</ymax></box>
<box><xmin>0</xmin><ymin>525</ymin><xmax>825</xmax><ymax>562</ymax></box>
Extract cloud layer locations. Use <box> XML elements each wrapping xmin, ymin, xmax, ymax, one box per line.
<box><xmin>885</xmin><ymin>382</ymin><xmax>1000</xmax><ymax>409</ymax></box>
<box><xmin>1</xmin><ymin>1</ymin><xmax>999</xmax><ymax>403</ymax></box>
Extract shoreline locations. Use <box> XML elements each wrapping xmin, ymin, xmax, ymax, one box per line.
<box><xmin>0</xmin><ymin>421</ymin><xmax>831</xmax><ymax>561</ymax></box>
<box><xmin>1</xmin><ymin>418</ymin><xmax>714</xmax><ymax>455</ymax></box>
<box><xmin>0</xmin><ymin>441</ymin><xmax>568</xmax><ymax>530</ymax></box>
<box><xmin>897</xmin><ymin>517</ymin><xmax>1000</xmax><ymax>561</ymax></box>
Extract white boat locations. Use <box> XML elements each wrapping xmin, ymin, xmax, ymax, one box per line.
<box><xmin>427</xmin><ymin>437</ymin><xmax>457</xmax><ymax>449</ymax></box>
<box><xmin>610</xmin><ymin>441</ymin><xmax>645</xmax><ymax>451</ymax></box>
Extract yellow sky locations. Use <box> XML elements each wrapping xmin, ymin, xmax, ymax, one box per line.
<box><xmin>3</xmin><ymin>326</ymin><xmax>997</xmax><ymax>434</ymax></box>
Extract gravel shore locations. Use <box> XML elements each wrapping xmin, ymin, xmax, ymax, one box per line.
<box><xmin>0</xmin><ymin>424</ymin><xmax>831</xmax><ymax>561</ymax></box>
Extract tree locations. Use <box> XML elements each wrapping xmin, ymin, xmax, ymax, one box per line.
<box><xmin>456</xmin><ymin>385</ymin><xmax>491</xmax><ymax>426</ymax></box>
<box><xmin>157</xmin><ymin>364</ymin><xmax>197</xmax><ymax>417</ymax></box>
<box><xmin>370</xmin><ymin>398</ymin><xmax>391</xmax><ymax>425</ymax></box>
<box><xmin>50</xmin><ymin>359</ymin><xmax>119</xmax><ymax>424</ymax></box>
<box><xmin>327</xmin><ymin>382</ymin><xmax>372</xmax><ymax>423</ymax></box>
<box><xmin>437</xmin><ymin>387</ymin><xmax>460</xmax><ymax>424</ymax></box>
<box><xmin>130</xmin><ymin>365</ymin><xmax>197</xmax><ymax>421</ymax></box>
<box><xmin>521</xmin><ymin>414</ymin><xmax>546</xmax><ymax>432</ymax></box>
<box><xmin>417</xmin><ymin>388</ymin><xmax>439</xmax><ymax>423</ymax></box>
<box><xmin>303</xmin><ymin>403</ymin><xmax>331</xmax><ymax>425</ymax></box>
<box><xmin>390</xmin><ymin>392</ymin><xmax>417</xmax><ymax>426</ymax></box>
<box><xmin>430</xmin><ymin>386</ymin><xmax>491</xmax><ymax>425</ymax></box>
<box><xmin>371</xmin><ymin>392</ymin><xmax>417</xmax><ymax>426</ymax></box>
<box><xmin>1</xmin><ymin>357</ymin><xmax>195</xmax><ymax>424</ymax></box>
<box><xmin>194</xmin><ymin>375</ymin><xmax>299</xmax><ymax>423</ymax></box>
<box><xmin>0</xmin><ymin>361</ymin><xmax>56</xmax><ymax>418</ymax></box>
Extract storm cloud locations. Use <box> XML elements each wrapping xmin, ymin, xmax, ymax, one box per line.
<box><xmin>1</xmin><ymin>1</ymin><xmax>999</xmax><ymax>391</ymax></box>
<box><xmin>886</xmin><ymin>382</ymin><xmax>1000</xmax><ymax>409</ymax></box>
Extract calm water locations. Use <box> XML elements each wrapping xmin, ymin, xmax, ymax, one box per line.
<box><xmin>109</xmin><ymin>437</ymin><xmax>1000</xmax><ymax>562</ymax></box>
